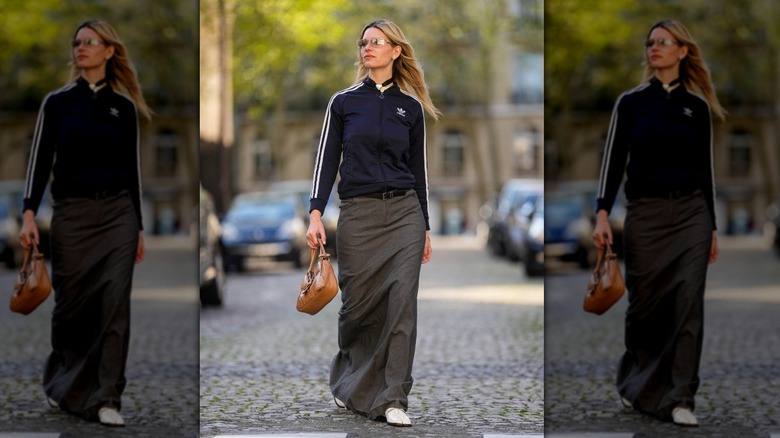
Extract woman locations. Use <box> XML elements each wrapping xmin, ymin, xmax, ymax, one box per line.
<box><xmin>593</xmin><ymin>19</ymin><xmax>723</xmax><ymax>427</ymax></box>
<box><xmin>306</xmin><ymin>19</ymin><xmax>439</xmax><ymax>427</ymax></box>
<box><xmin>19</xmin><ymin>19</ymin><xmax>151</xmax><ymax>427</ymax></box>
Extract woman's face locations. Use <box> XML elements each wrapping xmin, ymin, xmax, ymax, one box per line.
<box><xmin>72</xmin><ymin>27</ymin><xmax>114</xmax><ymax>72</ymax></box>
<box><xmin>646</xmin><ymin>27</ymin><xmax>688</xmax><ymax>72</ymax></box>
<box><xmin>360</xmin><ymin>27</ymin><xmax>401</xmax><ymax>72</ymax></box>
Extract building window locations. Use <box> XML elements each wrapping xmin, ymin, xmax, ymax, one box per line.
<box><xmin>512</xmin><ymin>53</ymin><xmax>543</xmax><ymax>104</ymax></box>
<box><xmin>252</xmin><ymin>138</ymin><xmax>273</xmax><ymax>181</ymax></box>
<box><xmin>442</xmin><ymin>131</ymin><xmax>465</xmax><ymax>177</ymax></box>
<box><xmin>511</xmin><ymin>0</ymin><xmax>543</xmax><ymax>24</ymax></box>
<box><xmin>513</xmin><ymin>128</ymin><xmax>538</xmax><ymax>174</ymax></box>
<box><xmin>155</xmin><ymin>129</ymin><xmax>178</xmax><ymax>177</ymax></box>
<box><xmin>729</xmin><ymin>129</ymin><xmax>751</xmax><ymax>178</ymax></box>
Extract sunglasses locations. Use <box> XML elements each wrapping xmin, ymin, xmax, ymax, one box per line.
<box><xmin>72</xmin><ymin>37</ymin><xmax>104</xmax><ymax>48</ymax></box>
<box><xmin>357</xmin><ymin>37</ymin><xmax>390</xmax><ymax>49</ymax></box>
<box><xmin>645</xmin><ymin>38</ymin><xmax>678</xmax><ymax>48</ymax></box>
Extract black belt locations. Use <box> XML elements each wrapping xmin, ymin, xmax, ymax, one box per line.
<box><xmin>639</xmin><ymin>189</ymin><xmax>699</xmax><ymax>200</ymax></box>
<box><xmin>67</xmin><ymin>189</ymin><xmax>126</xmax><ymax>200</ymax></box>
<box><xmin>359</xmin><ymin>189</ymin><xmax>409</xmax><ymax>200</ymax></box>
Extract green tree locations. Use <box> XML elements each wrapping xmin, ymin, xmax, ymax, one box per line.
<box><xmin>0</xmin><ymin>0</ymin><xmax>198</xmax><ymax>111</ymax></box>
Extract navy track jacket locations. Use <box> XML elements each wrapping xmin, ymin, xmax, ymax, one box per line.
<box><xmin>23</xmin><ymin>77</ymin><xmax>143</xmax><ymax>229</ymax></box>
<box><xmin>596</xmin><ymin>77</ymin><xmax>717</xmax><ymax>229</ymax></box>
<box><xmin>310</xmin><ymin>78</ymin><xmax>430</xmax><ymax>230</ymax></box>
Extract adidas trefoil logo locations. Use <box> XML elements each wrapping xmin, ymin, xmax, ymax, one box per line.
<box><xmin>683</xmin><ymin>107</ymin><xmax>693</xmax><ymax>117</ymax></box>
<box><xmin>110</xmin><ymin>107</ymin><xmax>120</xmax><ymax>117</ymax></box>
<box><xmin>396</xmin><ymin>107</ymin><xmax>406</xmax><ymax>117</ymax></box>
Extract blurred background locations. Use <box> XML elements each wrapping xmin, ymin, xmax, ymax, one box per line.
<box><xmin>544</xmin><ymin>0</ymin><xmax>780</xmax><ymax>271</ymax></box>
<box><xmin>0</xmin><ymin>3</ymin><xmax>200</xmax><ymax>434</ymax></box>
<box><xmin>0</xmin><ymin>0</ymin><xmax>199</xmax><ymax>270</ymax></box>
<box><xmin>199</xmin><ymin>0</ymin><xmax>545</xmax><ymax>287</ymax></box>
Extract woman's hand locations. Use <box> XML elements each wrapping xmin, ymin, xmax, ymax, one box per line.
<box><xmin>709</xmin><ymin>231</ymin><xmax>718</xmax><ymax>264</ymax></box>
<box><xmin>18</xmin><ymin>210</ymin><xmax>39</xmax><ymax>250</ymax></box>
<box><xmin>135</xmin><ymin>231</ymin><xmax>145</xmax><ymax>264</ymax></box>
<box><xmin>592</xmin><ymin>210</ymin><xmax>613</xmax><ymax>250</ymax></box>
<box><xmin>306</xmin><ymin>210</ymin><xmax>326</xmax><ymax>249</ymax></box>
<box><xmin>422</xmin><ymin>231</ymin><xmax>432</xmax><ymax>264</ymax></box>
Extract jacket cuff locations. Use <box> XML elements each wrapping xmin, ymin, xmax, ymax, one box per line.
<box><xmin>309</xmin><ymin>198</ymin><xmax>326</xmax><ymax>215</ymax></box>
<box><xmin>22</xmin><ymin>199</ymin><xmax>38</xmax><ymax>216</ymax></box>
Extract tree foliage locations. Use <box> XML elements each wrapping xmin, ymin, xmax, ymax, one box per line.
<box><xmin>0</xmin><ymin>0</ymin><xmax>198</xmax><ymax>111</ymax></box>
<box><xmin>231</xmin><ymin>0</ymin><xmax>542</xmax><ymax>117</ymax></box>
<box><xmin>545</xmin><ymin>0</ymin><xmax>780</xmax><ymax>117</ymax></box>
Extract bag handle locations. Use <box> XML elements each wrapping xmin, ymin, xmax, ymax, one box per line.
<box><xmin>19</xmin><ymin>242</ymin><xmax>41</xmax><ymax>276</ymax></box>
<box><xmin>306</xmin><ymin>236</ymin><xmax>328</xmax><ymax>271</ymax></box>
<box><xmin>302</xmin><ymin>236</ymin><xmax>329</xmax><ymax>294</ymax></box>
<box><xmin>592</xmin><ymin>236</ymin><xmax>614</xmax><ymax>276</ymax></box>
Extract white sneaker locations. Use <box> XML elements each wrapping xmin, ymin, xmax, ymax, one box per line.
<box><xmin>385</xmin><ymin>407</ymin><xmax>411</xmax><ymax>427</ymax></box>
<box><xmin>672</xmin><ymin>407</ymin><xmax>698</xmax><ymax>427</ymax></box>
<box><xmin>334</xmin><ymin>397</ymin><xmax>346</xmax><ymax>408</ymax></box>
<box><xmin>98</xmin><ymin>407</ymin><xmax>125</xmax><ymax>427</ymax></box>
<box><xmin>47</xmin><ymin>397</ymin><xmax>59</xmax><ymax>409</ymax></box>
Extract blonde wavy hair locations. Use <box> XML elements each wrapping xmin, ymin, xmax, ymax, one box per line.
<box><xmin>642</xmin><ymin>19</ymin><xmax>725</xmax><ymax>120</ymax></box>
<box><xmin>69</xmin><ymin>19</ymin><xmax>153</xmax><ymax>119</ymax></box>
<box><xmin>356</xmin><ymin>19</ymin><xmax>441</xmax><ymax>121</ymax></box>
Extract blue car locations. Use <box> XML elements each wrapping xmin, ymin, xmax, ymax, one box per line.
<box><xmin>523</xmin><ymin>196</ymin><xmax>544</xmax><ymax>277</ymax></box>
<box><xmin>220</xmin><ymin>192</ymin><xmax>309</xmax><ymax>271</ymax></box>
<box><xmin>544</xmin><ymin>192</ymin><xmax>597</xmax><ymax>269</ymax></box>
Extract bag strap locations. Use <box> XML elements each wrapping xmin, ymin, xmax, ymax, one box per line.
<box><xmin>592</xmin><ymin>236</ymin><xmax>613</xmax><ymax>276</ymax></box>
<box><xmin>306</xmin><ymin>245</ymin><xmax>318</xmax><ymax>275</ymax></box>
<box><xmin>306</xmin><ymin>236</ymin><xmax>329</xmax><ymax>274</ymax></box>
<box><xmin>20</xmin><ymin>243</ymin><xmax>37</xmax><ymax>275</ymax></box>
<box><xmin>318</xmin><ymin>238</ymin><xmax>330</xmax><ymax>259</ymax></box>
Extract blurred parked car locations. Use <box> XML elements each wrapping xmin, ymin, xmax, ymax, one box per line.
<box><xmin>767</xmin><ymin>198</ymin><xmax>780</xmax><ymax>257</ymax></box>
<box><xmin>0</xmin><ymin>180</ymin><xmax>52</xmax><ymax>269</ymax></box>
<box><xmin>545</xmin><ymin>191</ymin><xmax>597</xmax><ymax>269</ymax></box>
<box><xmin>200</xmin><ymin>186</ymin><xmax>226</xmax><ymax>306</ymax></box>
<box><xmin>523</xmin><ymin>195</ymin><xmax>544</xmax><ymax>277</ymax></box>
<box><xmin>268</xmin><ymin>179</ymin><xmax>340</xmax><ymax>256</ymax></box>
<box><xmin>487</xmin><ymin>178</ymin><xmax>543</xmax><ymax>258</ymax></box>
<box><xmin>553</xmin><ymin>180</ymin><xmax>626</xmax><ymax>257</ymax></box>
<box><xmin>221</xmin><ymin>191</ymin><xmax>309</xmax><ymax>271</ymax></box>
<box><xmin>506</xmin><ymin>190</ymin><xmax>542</xmax><ymax>262</ymax></box>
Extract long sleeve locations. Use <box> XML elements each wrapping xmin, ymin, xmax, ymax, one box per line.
<box><xmin>23</xmin><ymin>94</ymin><xmax>58</xmax><ymax>215</ymax></box>
<box><xmin>310</xmin><ymin>94</ymin><xmax>344</xmax><ymax>214</ymax></box>
<box><xmin>701</xmin><ymin>108</ymin><xmax>717</xmax><ymax>230</ymax></box>
<box><xmin>128</xmin><ymin>106</ymin><xmax>144</xmax><ymax>230</ymax></box>
<box><xmin>596</xmin><ymin>94</ymin><xmax>631</xmax><ymax>215</ymax></box>
<box><xmin>408</xmin><ymin>104</ymin><xmax>430</xmax><ymax>230</ymax></box>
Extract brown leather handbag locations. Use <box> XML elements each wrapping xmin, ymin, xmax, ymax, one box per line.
<box><xmin>583</xmin><ymin>242</ymin><xmax>625</xmax><ymax>315</ymax></box>
<box><xmin>10</xmin><ymin>243</ymin><xmax>52</xmax><ymax>315</ymax></box>
<box><xmin>297</xmin><ymin>237</ymin><xmax>338</xmax><ymax>315</ymax></box>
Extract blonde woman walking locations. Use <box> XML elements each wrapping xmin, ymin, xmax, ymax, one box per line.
<box><xmin>19</xmin><ymin>19</ymin><xmax>151</xmax><ymax>427</ymax></box>
<box><xmin>594</xmin><ymin>19</ymin><xmax>723</xmax><ymax>427</ymax></box>
<box><xmin>306</xmin><ymin>18</ymin><xmax>439</xmax><ymax>427</ymax></box>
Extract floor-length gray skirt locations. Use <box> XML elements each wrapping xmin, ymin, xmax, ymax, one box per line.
<box><xmin>44</xmin><ymin>192</ymin><xmax>139</xmax><ymax>420</ymax></box>
<box><xmin>331</xmin><ymin>191</ymin><xmax>426</xmax><ymax>420</ymax></box>
<box><xmin>617</xmin><ymin>190</ymin><xmax>713</xmax><ymax>420</ymax></box>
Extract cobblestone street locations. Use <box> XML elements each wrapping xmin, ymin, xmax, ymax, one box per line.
<box><xmin>200</xmin><ymin>235</ymin><xmax>544</xmax><ymax>438</ymax></box>
<box><xmin>0</xmin><ymin>236</ymin><xmax>200</xmax><ymax>437</ymax></box>
<box><xmin>544</xmin><ymin>235</ymin><xmax>780</xmax><ymax>438</ymax></box>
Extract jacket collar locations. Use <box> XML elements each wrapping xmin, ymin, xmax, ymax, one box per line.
<box><xmin>650</xmin><ymin>76</ymin><xmax>684</xmax><ymax>96</ymax></box>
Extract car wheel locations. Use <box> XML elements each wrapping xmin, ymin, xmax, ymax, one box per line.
<box><xmin>10</xmin><ymin>248</ymin><xmax>22</xmax><ymax>269</ymax></box>
<box><xmin>525</xmin><ymin>261</ymin><xmax>543</xmax><ymax>277</ymax></box>
<box><xmin>524</xmin><ymin>249</ymin><xmax>543</xmax><ymax>277</ymax></box>
<box><xmin>579</xmin><ymin>246</ymin><xmax>597</xmax><ymax>269</ymax></box>
<box><xmin>200</xmin><ymin>278</ymin><xmax>223</xmax><ymax>306</ymax></box>
<box><xmin>295</xmin><ymin>246</ymin><xmax>311</xmax><ymax>269</ymax></box>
